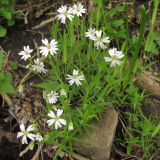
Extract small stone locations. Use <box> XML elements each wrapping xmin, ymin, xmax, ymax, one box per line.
<box><xmin>75</xmin><ymin>106</ymin><xmax>118</xmax><ymax>160</ymax></box>
<box><xmin>137</xmin><ymin>70</ymin><xmax>160</xmax><ymax>98</ymax></box>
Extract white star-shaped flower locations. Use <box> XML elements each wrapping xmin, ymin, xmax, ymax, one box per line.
<box><xmin>47</xmin><ymin>109</ymin><xmax>67</xmax><ymax>129</ymax></box>
<box><xmin>92</xmin><ymin>30</ymin><xmax>110</xmax><ymax>49</ymax></box>
<box><xmin>104</xmin><ymin>48</ymin><xmax>124</xmax><ymax>67</ymax></box>
<box><xmin>17</xmin><ymin>123</ymin><xmax>36</xmax><ymax>144</ymax></box>
<box><xmin>35</xmin><ymin>133</ymin><xmax>43</xmax><ymax>142</ymax></box>
<box><xmin>32</xmin><ymin>58</ymin><xmax>47</xmax><ymax>73</ymax></box>
<box><xmin>46</xmin><ymin>91</ymin><xmax>59</xmax><ymax>104</ymax></box>
<box><xmin>85</xmin><ymin>28</ymin><xmax>96</xmax><ymax>40</ymax></box>
<box><xmin>66</xmin><ymin>69</ymin><xmax>84</xmax><ymax>86</ymax></box>
<box><xmin>39</xmin><ymin>38</ymin><xmax>58</xmax><ymax>57</ymax></box>
<box><xmin>57</xmin><ymin>5</ymin><xmax>74</xmax><ymax>24</ymax></box>
<box><xmin>72</xmin><ymin>3</ymin><xmax>86</xmax><ymax>17</ymax></box>
<box><xmin>18</xmin><ymin>46</ymin><xmax>33</xmax><ymax>61</ymax></box>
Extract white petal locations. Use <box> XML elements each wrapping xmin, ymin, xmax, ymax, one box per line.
<box><xmin>73</xmin><ymin>69</ymin><xmax>78</xmax><ymax>75</ymax></box>
<box><xmin>75</xmin><ymin>79</ymin><xmax>81</xmax><ymax>86</ymax></box>
<box><xmin>42</xmin><ymin>38</ymin><xmax>49</xmax><ymax>46</ymax></box>
<box><xmin>55</xmin><ymin>121</ymin><xmax>62</xmax><ymax>129</ymax></box>
<box><xmin>116</xmin><ymin>60</ymin><xmax>122</xmax><ymax>65</ymax></box>
<box><xmin>59</xmin><ymin>119</ymin><xmax>67</xmax><ymax>125</ymax></box>
<box><xmin>57</xmin><ymin>109</ymin><xmax>63</xmax><ymax>117</ymax></box>
<box><xmin>17</xmin><ymin>132</ymin><xmax>23</xmax><ymax>138</ymax></box>
<box><xmin>22</xmin><ymin>135</ymin><xmax>28</xmax><ymax>144</ymax></box>
<box><xmin>27</xmin><ymin>133</ymin><xmax>36</xmax><ymax>140</ymax></box>
<box><xmin>20</xmin><ymin>123</ymin><xmax>25</xmax><ymax>132</ymax></box>
<box><xmin>108</xmin><ymin>48</ymin><xmax>115</xmax><ymax>56</ymax></box>
<box><xmin>96</xmin><ymin>30</ymin><xmax>102</xmax><ymax>38</ymax></box>
<box><xmin>102</xmin><ymin>37</ymin><xmax>110</xmax><ymax>43</ymax></box>
<box><xmin>69</xmin><ymin>79</ymin><xmax>75</xmax><ymax>85</ymax></box>
<box><xmin>116</xmin><ymin>52</ymin><xmax>124</xmax><ymax>59</ymax></box>
<box><xmin>78</xmin><ymin>75</ymin><xmax>84</xmax><ymax>80</ymax></box>
<box><xmin>48</xmin><ymin>110</ymin><xmax>55</xmax><ymax>118</ymax></box>
<box><xmin>27</xmin><ymin>125</ymin><xmax>34</xmax><ymax>132</ymax></box>
<box><xmin>100</xmin><ymin>42</ymin><xmax>107</xmax><ymax>49</ymax></box>
<box><xmin>110</xmin><ymin>60</ymin><xmax>116</xmax><ymax>67</ymax></box>
<box><xmin>47</xmin><ymin>119</ymin><xmax>55</xmax><ymax>126</ymax></box>
<box><xmin>104</xmin><ymin>57</ymin><xmax>112</xmax><ymax>62</ymax></box>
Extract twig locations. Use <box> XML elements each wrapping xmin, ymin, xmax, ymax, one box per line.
<box><xmin>32</xmin><ymin>16</ymin><xmax>57</xmax><ymax>30</ymax></box>
<box><xmin>0</xmin><ymin>93</ymin><xmax>18</xmax><ymax>121</ymax></box>
<box><xmin>1</xmin><ymin>93</ymin><xmax>14</xmax><ymax>108</ymax></box>
<box><xmin>35</xmin><ymin>6</ymin><xmax>56</xmax><ymax>18</ymax></box>
<box><xmin>19</xmin><ymin>70</ymin><xmax>32</xmax><ymax>85</ymax></box>
<box><xmin>33</xmin><ymin>39</ymin><xmax>40</xmax><ymax>58</ymax></box>
<box><xmin>19</xmin><ymin>145</ymin><xmax>30</xmax><ymax>157</ymax></box>
<box><xmin>31</xmin><ymin>144</ymin><xmax>43</xmax><ymax>160</ymax></box>
<box><xmin>24</xmin><ymin>11</ymin><xmax>29</xmax><ymax>24</ymax></box>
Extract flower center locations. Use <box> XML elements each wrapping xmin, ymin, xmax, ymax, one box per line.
<box><xmin>112</xmin><ymin>55</ymin><xmax>117</xmax><ymax>61</ymax></box>
<box><xmin>23</xmin><ymin>131</ymin><xmax>28</xmax><ymax>136</ymax></box>
<box><xmin>64</xmin><ymin>11</ymin><xmax>68</xmax><ymax>17</ymax></box>
<box><xmin>25</xmin><ymin>51</ymin><xmax>29</xmax><ymax>55</ymax></box>
<box><xmin>55</xmin><ymin>116</ymin><xmax>59</xmax><ymax>121</ymax></box>
<box><xmin>97</xmin><ymin>38</ymin><xmax>102</xmax><ymax>42</ymax></box>
<box><xmin>47</xmin><ymin>44</ymin><xmax>51</xmax><ymax>49</ymax></box>
<box><xmin>73</xmin><ymin>75</ymin><xmax>78</xmax><ymax>80</ymax></box>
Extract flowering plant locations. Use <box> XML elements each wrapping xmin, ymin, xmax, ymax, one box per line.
<box><xmin>16</xmin><ymin>2</ymin><xmax>131</xmax><ymax>159</ymax></box>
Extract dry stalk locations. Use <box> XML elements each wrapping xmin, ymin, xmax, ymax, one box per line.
<box><xmin>19</xmin><ymin>145</ymin><xmax>30</xmax><ymax>157</ymax></box>
<box><xmin>31</xmin><ymin>144</ymin><xmax>43</xmax><ymax>160</ymax></box>
<box><xmin>32</xmin><ymin>16</ymin><xmax>57</xmax><ymax>30</ymax></box>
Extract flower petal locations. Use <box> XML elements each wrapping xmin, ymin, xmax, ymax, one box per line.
<box><xmin>20</xmin><ymin>123</ymin><xmax>25</xmax><ymax>132</ymax></box>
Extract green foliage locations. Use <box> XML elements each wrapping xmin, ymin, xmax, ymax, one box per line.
<box><xmin>126</xmin><ymin>84</ymin><xmax>145</xmax><ymax>110</ymax></box>
<box><xmin>0</xmin><ymin>0</ymin><xmax>18</xmax><ymax>37</ymax></box>
<box><xmin>126</xmin><ymin>6</ymin><xmax>147</xmax><ymax>82</ymax></box>
<box><xmin>0</xmin><ymin>50</ymin><xmax>15</xmax><ymax>93</ymax></box>
<box><xmin>125</xmin><ymin>111</ymin><xmax>160</xmax><ymax>159</ymax></box>
<box><xmin>145</xmin><ymin>0</ymin><xmax>159</xmax><ymax>55</ymax></box>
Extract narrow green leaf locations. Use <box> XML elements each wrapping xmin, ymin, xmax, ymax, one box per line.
<box><xmin>127</xmin><ymin>6</ymin><xmax>147</xmax><ymax>82</ymax></box>
<box><xmin>63</xmin><ymin>32</ymin><xmax>67</xmax><ymax>64</ymax></box>
<box><xmin>105</xmin><ymin>5</ymin><xmax>124</xmax><ymax>17</ymax></box>
<box><xmin>152</xmin><ymin>124</ymin><xmax>160</xmax><ymax>137</ymax></box>
<box><xmin>0</xmin><ymin>51</ymin><xmax>4</xmax><ymax>69</ymax></box>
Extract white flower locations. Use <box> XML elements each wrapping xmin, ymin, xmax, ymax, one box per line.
<box><xmin>57</xmin><ymin>5</ymin><xmax>74</xmax><ymax>24</ymax></box>
<box><xmin>39</xmin><ymin>38</ymin><xmax>58</xmax><ymax>57</ymax></box>
<box><xmin>17</xmin><ymin>123</ymin><xmax>36</xmax><ymax>144</ymax></box>
<box><xmin>47</xmin><ymin>109</ymin><xmax>67</xmax><ymax>129</ymax></box>
<box><xmin>66</xmin><ymin>69</ymin><xmax>84</xmax><ymax>86</ymax></box>
<box><xmin>32</xmin><ymin>58</ymin><xmax>47</xmax><ymax>73</ymax></box>
<box><xmin>92</xmin><ymin>30</ymin><xmax>110</xmax><ymax>49</ymax></box>
<box><xmin>60</xmin><ymin>89</ymin><xmax>67</xmax><ymax>97</ymax></box>
<box><xmin>85</xmin><ymin>28</ymin><xmax>96</xmax><ymax>40</ymax></box>
<box><xmin>35</xmin><ymin>133</ymin><xmax>43</xmax><ymax>142</ymax></box>
<box><xmin>104</xmin><ymin>48</ymin><xmax>124</xmax><ymax>67</ymax></box>
<box><xmin>68</xmin><ymin>121</ymin><xmax>74</xmax><ymax>131</ymax></box>
<box><xmin>18</xmin><ymin>46</ymin><xmax>33</xmax><ymax>61</ymax></box>
<box><xmin>72</xmin><ymin>3</ymin><xmax>86</xmax><ymax>17</ymax></box>
<box><xmin>46</xmin><ymin>91</ymin><xmax>59</xmax><ymax>104</ymax></box>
